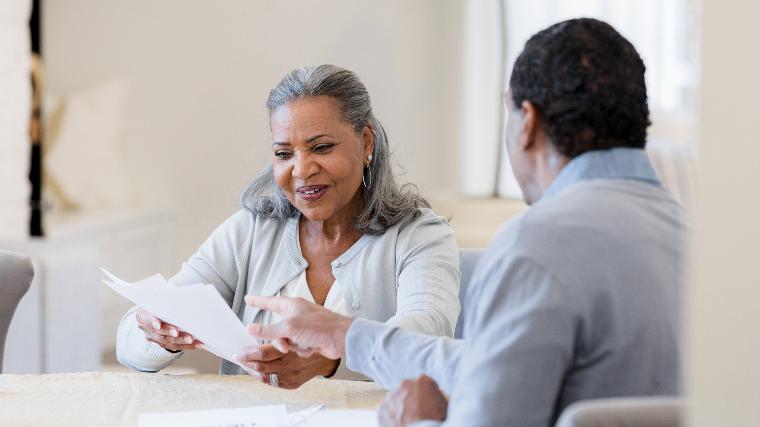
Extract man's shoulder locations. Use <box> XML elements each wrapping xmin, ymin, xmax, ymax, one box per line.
<box><xmin>489</xmin><ymin>180</ymin><xmax>684</xmax><ymax>267</ymax></box>
<box><xmin>521</xmin><ymin>180</ymin><xmax>681</xmax><ymax>234</ymax></box>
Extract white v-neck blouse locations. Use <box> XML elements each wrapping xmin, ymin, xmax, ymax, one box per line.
<box><xmin>264</xmin><ymin>270</ymin><xmax>349</xmax><ymax>325</ymax></box>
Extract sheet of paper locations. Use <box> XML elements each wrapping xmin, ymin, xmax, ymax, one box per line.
<box><xmin>138</xmin><ymin>405</ymin><xmax>288</xmax><ymax>427</ymax></box>
<box><xmin>295</xmin><ymin>408</ymin><xmax>378</xmax><ymax>427</ymax></box>
<box><xmin>140</xmin><ymin>405</ymin><xmax>377</xmax><ymax>427</ymax></box>
<box><xmin>101</xmin><ymin>268</ymin><xmax>257</xmax><ymax>366</ymax></box>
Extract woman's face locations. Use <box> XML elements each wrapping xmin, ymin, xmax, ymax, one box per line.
<box><xmin>270</xmin><ymin>96</ymin><xmax>373</xmax><ymax>224</ymax></box>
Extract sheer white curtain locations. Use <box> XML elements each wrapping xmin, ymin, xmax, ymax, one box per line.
<box><xmin>460</xmin><ymin>0</ymin><xmax>701</xmax><ymax>199</ymax></box>
<box><xmin>0</xmin><ymin>0</ymin><xmax>31</xmax><ymax>238</ymax></box>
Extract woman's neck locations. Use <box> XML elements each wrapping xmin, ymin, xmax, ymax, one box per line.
<box><xmin>300</xmin><ymin>195</ymin><xmax>363</xmax><ymax>243</ymax></box>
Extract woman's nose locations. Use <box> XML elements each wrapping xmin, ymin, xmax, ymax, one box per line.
<box><xmin>292</xmin><ymin>152</ymin><xmax>318</xmax><ymax>179</ymax></box>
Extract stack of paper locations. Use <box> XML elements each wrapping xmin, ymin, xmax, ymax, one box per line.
<box><xmin>102</xmin><ymin>268</ymin><xmax>256</xmax><ymax>367</ymax></box>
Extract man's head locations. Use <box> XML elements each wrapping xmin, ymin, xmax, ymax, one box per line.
<box><xmin>504</xmin><ymin>18</ymin><xmax>650</xmax><ymax>204</ymax></box>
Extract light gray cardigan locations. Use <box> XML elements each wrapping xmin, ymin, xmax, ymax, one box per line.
<box><xmin>116</xmin><ymin>207</ymin><xmax>461</xmax><ymax>378</ymax></box>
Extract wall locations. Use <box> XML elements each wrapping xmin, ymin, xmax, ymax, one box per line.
<box><xmin>44</xmin><ymin>0</ymin><xmax>464</xmax><ymax>270</ymax></box>
<box><xmin>0</xmin><ymin>0</ymin><xmax>30</xmax><ymax>239</ymax></box>
<box><xmin>686</xmin><ymin>0</ymin><xmax>760</xmax><ymax>425</ymax></box>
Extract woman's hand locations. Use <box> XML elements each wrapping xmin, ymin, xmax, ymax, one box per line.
<box><xmin>135</xmin><ymin>307</ymin><xmax>203</xmax><ymax>352</ymax></box>
<box><xmin>235</xmin><ymin>344</ymin><xmax>340</xmax><ymax>390</ymax></box>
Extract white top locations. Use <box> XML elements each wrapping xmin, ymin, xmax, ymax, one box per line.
<box><xmin>264</xmin><ymin>271</ymin><xmax>349</xmax><ymax>325</ymax></box>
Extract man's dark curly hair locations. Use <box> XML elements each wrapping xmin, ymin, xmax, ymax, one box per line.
<box><xmin>509</xmin><ymin>18</ymin><xmax>650</xmax><ymax>158</ymax></box>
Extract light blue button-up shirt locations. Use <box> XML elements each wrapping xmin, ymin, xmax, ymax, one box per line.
<box><xmin>346</xmin><ymin>148</ymin><xmax>685</xmax><ymax>427</ymax></box>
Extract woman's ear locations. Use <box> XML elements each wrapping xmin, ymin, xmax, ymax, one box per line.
<box><xmin>362</xmin><ymin>126</ymin><xmax>375</xmax><ymax>161</ymax></box>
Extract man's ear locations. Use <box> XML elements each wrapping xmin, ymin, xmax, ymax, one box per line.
<box><xmin>519</xmin><ymin>100</ymin><xmax>539</xmax><ymax>151</ymax></box>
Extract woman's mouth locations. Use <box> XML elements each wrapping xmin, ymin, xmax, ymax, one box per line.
<box><xmin>296</xmin><ymin>185</ymin><xmax>328</xmax><ymax>201</ymax></box>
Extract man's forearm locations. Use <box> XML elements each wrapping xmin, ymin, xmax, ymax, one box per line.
<box><xmin>344</xmin><ymin>318</ymin><xmax>463</xmax><ymax>393</ymax></box>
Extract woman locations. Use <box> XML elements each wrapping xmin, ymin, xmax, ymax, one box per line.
<box><xmin>116</xmin><ymin>65</ymin><xmax>460</xmax><ymax>389</ymax></box>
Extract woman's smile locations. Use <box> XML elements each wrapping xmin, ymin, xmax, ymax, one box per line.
<box><xmin>296</xmin><ymin>185</ymin><xmax>328</xmax><ymax>201</ymax></box>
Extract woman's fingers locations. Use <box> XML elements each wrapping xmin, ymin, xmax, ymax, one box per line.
<box><xmin>237</xmin><ymin>344</ymin><xmax>285</xmax><ymax>363</ymax></box>
<box><xmin>136</xmin><ymin>308</ymin><xmax>201</xmax><ymax>348</ymax></box>
<box><xmin>135</xmin><ymin>308</ymin><xmax>161</xmax><ymax>330</ymax></box>
<box><xmin>144</xmin><ymin>332</ymin><xmax>202</xmax><ymax>351</ymax></box>
<box><xmin>245</xmin><ymin>359</ymin><xmax>280</xmax><ymax>373</ymax></box>
<box><xmin>137</xmin><ymin>307</ymin><xmax>202</xmax><ymax>351</ymax></box>
<box><xmin>136</xmin><ymin>309</ymin><xmax>176</xmax><ymax>335</ymax></box>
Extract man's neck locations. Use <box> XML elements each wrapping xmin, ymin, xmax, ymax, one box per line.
<box><xmin>532</xmin><ymin>149</ymin><xmax>569</xmax><ymax>202</ymax></box>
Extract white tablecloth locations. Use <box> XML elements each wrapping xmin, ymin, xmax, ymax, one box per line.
<box><xmin>0</xmin><ymin>372</ymin><xmax>385</xmax><ymax>426</ymax></box>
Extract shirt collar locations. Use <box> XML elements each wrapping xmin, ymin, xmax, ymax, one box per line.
<box><xmin>540</xmin><ymin>147</ymin><xmax>661</xmax><ymax>202</ymax></box>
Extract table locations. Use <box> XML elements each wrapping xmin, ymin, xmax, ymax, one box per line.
<box><xmin>0</xmin><ymin>372</ymin><xmax>386</xmax><ymax>426</ymax></box>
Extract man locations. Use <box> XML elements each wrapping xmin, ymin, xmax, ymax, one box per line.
<box><xmin>242</xmin><ymin>18</ymin><xmax>684</xmax><ymax>426</ymax></box>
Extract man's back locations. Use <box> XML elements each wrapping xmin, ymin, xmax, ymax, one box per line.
<box><xmin>448</xmin><ymin>148</ymin><xmax>684</xmax><ymax>426</ymax></box>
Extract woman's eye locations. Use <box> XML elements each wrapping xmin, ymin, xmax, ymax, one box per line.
<box><xmin>314</xmin><ymin>144</ymin><xmax>334</xmax><ymax>153</ymax></box>
<box><xmin>274</xmin><ymin>151</ymin><xmax>292</xmax><ymax>159</ymax></box>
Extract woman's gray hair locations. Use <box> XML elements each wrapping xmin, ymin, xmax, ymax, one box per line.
<box><xmin>241</xmin><ymin>64</ymin><xmax>430</xmax><ymax>234</ymax></box>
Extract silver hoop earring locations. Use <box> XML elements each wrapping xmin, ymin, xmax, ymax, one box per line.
<box><xmin>362</xmin><ymin>164</ymin><xmax>372</xmax><ymax>189</ymax></box>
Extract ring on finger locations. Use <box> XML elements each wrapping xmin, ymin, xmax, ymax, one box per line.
<box><xmin>269</xmin><ymin>373</ymin><xmax>279</xmax><ymax>388</ymax></box>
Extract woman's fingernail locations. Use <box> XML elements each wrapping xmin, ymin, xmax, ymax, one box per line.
<box><xmin>170</xmin><ymin>329</ymin><xmax>179</xmax><ymax>337</ymax></box>
<box><xmin>195</xmin><ymin>343</ymin><xmax>204</xmax><ymax>350</ymax></box>
<box><xmin>152</xmin><ymin>321</ymin><xmax>161</xmax><ymax>330</ymax></box>
<box><xmin>184</xmin><ymin>336</ymin><xmax>193</xmax><ymax>344</ymax></box>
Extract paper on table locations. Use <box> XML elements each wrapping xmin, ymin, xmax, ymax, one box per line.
<box><xmin>139</xmin><ymin>405</ymin><xmax>377</xmax><ymax>427</ymax></box>
<box><xmin>138</xmin><ymin>405</ymin><xmax>288</xmax><ymax>427</ymax></box>
<box><xmin>289</xmin><ymin>407</ymin><xmax>379</xmax><ymax>427</ymax></box>
<box><xmin>101</xmin><ymin>268</ymin><xmax>257</xmax><ymax>366</ymax></box>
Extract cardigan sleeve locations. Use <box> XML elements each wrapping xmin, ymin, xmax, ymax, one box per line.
<box><xmin>386</xmin><ymin>209</ymin><xmax>461</xmax><ymax>338</ymax></box>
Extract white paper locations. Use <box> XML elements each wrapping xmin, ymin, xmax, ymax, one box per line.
<box><xmin>138</xmin><ymin>405</ymin><xmax>288</xmax><ymax>427</ymax></box>
<box><xmin>300</xmin><ymin>409</ymin><xmax>378</xmax><ymax>426</ymax></box>
<box><xmin>139</xmin><ymin>405</ymin><xmax>377</xmax><ymax>427</ymax></box>
<box><xmin>101</xmin><ymin>268</ymin><xmax>257</xmax><ymax>366</ymax></box>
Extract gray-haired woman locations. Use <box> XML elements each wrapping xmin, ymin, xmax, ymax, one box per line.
<box><xmin>115</xmin><ymin>65</ymin><xmax>460</xmax><ymax>389</ymax></box>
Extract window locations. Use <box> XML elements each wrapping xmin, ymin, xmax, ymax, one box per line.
<box><xmin>460</xmin><ymin>0</ymin><xmax>701</xmax><ymax>199</ymax></box>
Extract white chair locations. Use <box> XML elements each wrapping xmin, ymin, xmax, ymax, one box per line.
<box><xmin>555</xmin><ymin>397</ymin><xmax>684</xmax><ymax>427</ymax></box>
<box><xmin>455</xmin><ymin>248</ymin><xmax>484</xmax><ymax>339</ymax></box>
<box><xmin>0</xmin><ymin>249</ymin><xmax>34</xmax><ymax>372</ymax></box>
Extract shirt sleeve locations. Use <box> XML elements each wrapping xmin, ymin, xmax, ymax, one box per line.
<box><xmin>345</xmin><ymin>317</ymin><xmax>464</xmax><ymax>394</ymax></box>
<box><xmin>441</xmin><ymin>257</ymin><xmax>578</xmax><ymax>427</ymax></box>
<box><xmin>385</xmin><ymin>211</ymin><xmax>461</xmax><ymax>338</ymax></box>
<box><xmin>115</xmin><ymin>210</ymin><xmax>253</xmax><ymax>372</ymax></box>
